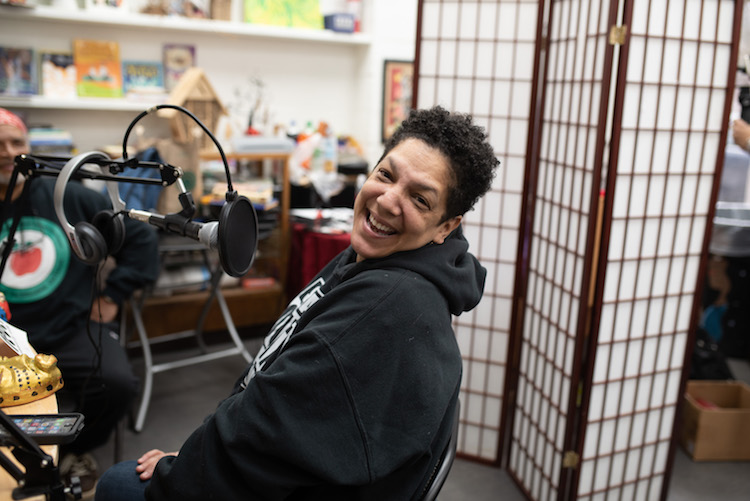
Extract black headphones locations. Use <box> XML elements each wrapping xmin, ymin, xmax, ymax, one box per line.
<box><xmin>53</xmin><ymin>151</ymin><xmax>127</xmax><ymax>265</ymax></box>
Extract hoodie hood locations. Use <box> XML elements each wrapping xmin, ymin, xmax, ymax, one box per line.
<box><xmin>338</xmin><ymin>225</ymin><xmax>486</xmax><ymax>316</ymax></box>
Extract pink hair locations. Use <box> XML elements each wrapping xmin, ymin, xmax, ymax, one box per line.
<box><xmin>0</xmin><ymin>108</ymin><xmax>27</xmax><ymax>134</ymax></box>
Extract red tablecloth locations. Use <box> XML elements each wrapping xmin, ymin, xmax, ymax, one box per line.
<box><xmin>287</xmin><ymin>222</ymin><xmax>351</xmax><ymax>298</ymax></box>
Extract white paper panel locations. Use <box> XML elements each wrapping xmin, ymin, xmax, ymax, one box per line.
<box><xmin>510</xmin><ymin>0</ymin><xmax>609</xmax><ymax>495</ymax></box>
<box><xmin>419</xmin><ymin>0</ymin><xmax>539</xmax><ymax>464</ymax></box>
<box><xmin>418</xmin><ymin>1</ymin><xmax>736</xmax><ymax>498</ymax></box>
<box><xmin>477</xmin><ymin>3</ymin><xmax>498</xmax><ymax>40</ymax></box>
<box><xmin>437</xmin><ymin>42</ymin><xmax>457</xmax><ymax>77</ymax></box>
<box><xmin>420</xmin><ymin>3</ymin><xmax>441</xmax><ymax>39</ymax></box>
<box><xmin>579</xmin><ymin>0</ymin><xmax>736</xmax><ymax>498</ymax></box>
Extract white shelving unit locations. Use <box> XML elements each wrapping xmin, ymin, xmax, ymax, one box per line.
<box><xmin>0</xmin><ymin>2</ymin><xmax>376</xmax><ymax>154</ymax></box>
<box><xmin>0</xmin><ymin>4</ymin><xmax>371</xmax><ymax>116</ymax></box>
<box><xmin>0</xmin><ymin>0</ymin><xmax>419</xmax><ymax>175</ymax></box>
<box><xmin>1</xmin><ymin>5</ymin><xmax>371</xmax><ymax>46</ymax></box>
<box><xmin>0</xmin><ymin>95</ymin><xmax>153</xmax><ymax>111</ymax></box>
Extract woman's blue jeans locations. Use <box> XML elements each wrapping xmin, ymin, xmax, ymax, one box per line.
<box><xmin>94</xmin><ymin>461</ymin><xmax>149</xmax><ymax>501</ymax></box>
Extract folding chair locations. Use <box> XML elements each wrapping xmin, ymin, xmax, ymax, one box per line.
<box><xmin>121</xmin><ymin>237</ymin><xmax>253</xmax><ymax>432</ymax></box>
<box><xmin>422</xmin><ymin>399</ymin><xmax>460</xmax><ymax>501</ymax></box>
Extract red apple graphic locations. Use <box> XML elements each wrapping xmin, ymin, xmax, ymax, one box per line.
<box><xmin>10</xmin><ymin>246</ymin><xmax>42</xmax><ymax>276</ymax></box>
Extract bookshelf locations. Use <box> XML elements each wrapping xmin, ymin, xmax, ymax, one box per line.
<box><xmin>0</xmin><ymin>95</ymin><xmax>150</xmax><ymax>111</ymax></box>
<box><xmin>0</xmin><ymin>2</ymin><xmax>376</xmax><ymax>154</ymax></box>
<box><xmin>0</xmin><ymin>4</ymin><xmax>371</xmax><ymax>115</ymax></box>
<box><xmin>129</xmin><ymin>149</ymin><xmax>293</xmax><ymax>338</ymax></box>
<box><xmin>1</xmin><ymin>5</ymin><xmax>371</xmax><ymax>46</ymax></box>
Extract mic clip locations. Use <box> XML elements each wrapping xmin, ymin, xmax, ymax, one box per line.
<box><xmin>160</xmin><ymin>213</ymin><xmax>197</xmax><ymax>237</ymax></box>
<box><xmin>176</xmin><ymin>191</ymin><xmax>197</xmax><ymax>221</ymax></box>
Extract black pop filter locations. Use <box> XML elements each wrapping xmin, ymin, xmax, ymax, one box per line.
<box><xmin>121</xmin><ymin>104</ymin><xmax>261</xmax><ymax>278</ymax></box>
<box><xmin>218</xmin><ymin>194</ymin><xmax>258</xmax><ymax>277</ymax></box>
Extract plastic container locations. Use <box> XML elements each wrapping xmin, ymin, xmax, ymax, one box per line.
<box><xmin>710</xmin><ymin>201</ymin><xmax>750</xmax><ymax>256</ymax></box>
<box><xmin>719</xmin><ymin>144</ymin><xmax>750</xmax><ymax>202</ymax></box>
<box><xmin>324</xmin><ymin>13</ymin><xmax>355</xmax><ymax>33</ymax></box>
<box><xmin>322</xmin><ymin>125</ymin><xmax>338</xmax><ymax>174</ymax></box>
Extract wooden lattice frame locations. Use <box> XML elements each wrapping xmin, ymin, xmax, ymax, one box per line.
<box><xmin>414</xmin><ymin>1</ymin><xmax>742</xmax><ymax>500</ymax></box>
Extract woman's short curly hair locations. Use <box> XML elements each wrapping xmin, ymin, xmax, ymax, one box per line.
<box><xmin>380</xmin><ymin>106</ymin><xmax>499</xmax><ymax>220</ymax></box>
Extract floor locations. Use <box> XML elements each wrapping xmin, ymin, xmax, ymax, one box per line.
<box><xmin>88</xmin><ymin>328</ymin><xmax>750</xmax><ymax>500</ymax></box>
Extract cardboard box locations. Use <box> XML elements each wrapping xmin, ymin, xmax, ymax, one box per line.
<box><xmin>681</xmin><ymin>380</ymin><xmax>750</xmax><ymax>461</ymax></box>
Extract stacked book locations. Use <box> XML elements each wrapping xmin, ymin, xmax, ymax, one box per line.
<box><xmin>28</xmin><ymin>127</ymin><xmax>74</xmax><ymax>155</ymax></box>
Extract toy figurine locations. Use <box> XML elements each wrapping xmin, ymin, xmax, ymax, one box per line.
<box><xmin>0</xmin><ymin>353</ymin><xmax>64</xmax><ymax>407</ymax></box>
<box><xmin>0</xmin><ymin>292</ymin><xmax>10</xmax><ymax>322</ymax></box>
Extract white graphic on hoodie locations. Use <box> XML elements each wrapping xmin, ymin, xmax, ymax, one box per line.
<box><xmin>241</xmin><ymin>277</ymin><xmax>326</xmax><ymax>388</ymax></box>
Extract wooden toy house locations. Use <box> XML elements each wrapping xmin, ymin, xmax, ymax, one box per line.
<box><xmin>159</xmin><ymin>67</ymin><xmax>227</xmax><ymax>153</ymax></box>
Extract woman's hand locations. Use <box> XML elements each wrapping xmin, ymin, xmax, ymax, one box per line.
<box><xmin>135</xmin><ymin>449</ymin><xmax>178</xmax><ymax>481</ymax></box>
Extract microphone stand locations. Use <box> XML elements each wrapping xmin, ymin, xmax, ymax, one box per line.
<box><xmin>0</xmin><ymin>104</ymin><xmax>248</xmax><ymax>499</ymax></box>
<box><xmin>1</xmin><ymin>103</ymin><xmax>241</xmax><ymax>282</ymax></box>
<box><xmin>0</xmin><ymin>153</ymin><xmax>186</xmax><ymax>283</ymax></box>
<box><xmin>0</xmin><ymin>408</ymin><xmax>74</xmax><ymax>501</ymax></box>
<box><xmin>0</xmin><ymin>155</ymin><xmax>187</xmax><ymax>500</ymax></box>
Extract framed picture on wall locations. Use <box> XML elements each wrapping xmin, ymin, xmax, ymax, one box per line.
<box><xmin>382</xmin><ymin>59</ymin><xmax>413</xmax><ymax>143</ymax></box>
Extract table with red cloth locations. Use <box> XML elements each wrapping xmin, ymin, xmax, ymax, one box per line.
<box><xmin>287</xmin><ymin>222</ymin><xmax>351</xmax><ymax>298</ymax></box>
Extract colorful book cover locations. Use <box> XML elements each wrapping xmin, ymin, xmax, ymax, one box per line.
<box><xmin>163</xmin><ymin>44</ymin><xmax>195</xmax><ymax>92</ymax></box>
<box><xmin>85</xmin><ymin>0</ymin><xmax>125</xmax><ymax>8</ymax></box>
<box><xmin>39</xmin><ymin>51</ymin><xmax>76</xmax><ymax>99</ymax></box>
<box><xmin>73</xmin><ymin>39</ymin><xmax>122</xmax><ymax>98</ymax></box>
<box><xmin>244</xmin><ymin>0</ymin><xmax>322</xmax><ymax>29</ymax></box>
<box><xmin>0</xmin><ymin>46</ymin><xmax>36</xmax><ymax>96</ymax></box>
<box><xmin>166</xmin><ymin>0</ymin><xmax>210</xmax><ymax>17</ymax></box>
<box><xmin>122</xmin><ymin>60</ymin><xmax>165</xmax><ymax>94</ymax></box>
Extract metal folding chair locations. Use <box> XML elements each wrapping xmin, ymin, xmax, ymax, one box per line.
<box><xmin>121</xmin><ymin>238</ymin><xmax>252</xmax><ymax>432</ymax></box>
<box><xmin>422</xmin><ymin>399</ymin><xmax>460</xmax><ymax>501</ymax></box>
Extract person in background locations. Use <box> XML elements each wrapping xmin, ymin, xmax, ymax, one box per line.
<box><xmin>732</xmin><ymin>118</ymin><xmax>750</xmax><ymax>151</ymax></box>
<box><xmin>0</xmin><ymin>108</ymin><xmax>160</xmax><ymax>497</ymax></box>
<box><xmin>95</xmin><ymin>105</ymin><xmax>499</xmax><ymax>501</ymax></box>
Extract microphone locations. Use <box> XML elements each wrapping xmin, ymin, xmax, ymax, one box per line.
<box><xmin>128</xmin><ymin>209</ymin><xmax>219</xmax><ymax>249</ymax></box>
<box><xmin>126</xmin><ymin>194</ymin><xmax>258</xmax><ymax>278</ymax></box>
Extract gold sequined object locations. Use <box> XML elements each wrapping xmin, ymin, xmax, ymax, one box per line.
<box><xmin>0</xmin><ymin>354</ymin><xmax>64</xmax><ymax>407</ymax></box>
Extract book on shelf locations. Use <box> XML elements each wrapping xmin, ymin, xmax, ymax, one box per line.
<box><xmin>243</xmin><ymin>0</ymin><xmax>323</xmax><ymax>28</ymax></box>
<box><xmin>241</xmin><ymin>276</ymin><xmax>278</xmax><ymax>290</ymax></box>
<box><xmin>73</xmin><ymin>39</ymin><xmax>123</xmax><ymax>98</ymax></box>
<box><xmin>39</xmin><ymin>51</ymin><xmax>77</xmax><ymax>99</ymax></box>
<box><xmin>122</xmin><ymin>60</ymin><xmax>167</xmax><ymax>101</ymax></box>
<box><xmin>166</xmin><ymin>0</ymin><xmax>211</xmax><ymax>17</ymax></box>
<box><xmin>85</xmin><ymin>0</ymin><xmax>126</xmax><ymax>9</ymax></box>
<box><xmin>0</xmin><ymin>46</ymin><xmax>37</xmax><ymax>96</ymax></box>
<box><xmin>0</xmin><ymin>0</ymin><xmax>35</xmax><ymax>7</ymax></box>
<box><xmin>28</xmin><ymin>126</ymin><xmax>75</xmax><ymax>155</ymax></box>
<box><xmin>203</xmin><ymin>178</ymin><xmax>277</xmax><ymax>209</ymax></box>
<box><xmin>163</xmin><ymin>44</ymin><xmax>195</xmax><ymax>92</ymax></box>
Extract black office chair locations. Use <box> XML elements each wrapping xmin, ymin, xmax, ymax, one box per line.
<box><xmin>422</xmin><ymin>400</ymin><xmax>460</xmax><ymax>501</ymax></box>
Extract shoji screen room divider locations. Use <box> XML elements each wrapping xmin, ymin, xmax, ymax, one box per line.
<box><xmin>414</xmin><ymin>1</ymin><xmax>742</xmax><ymax>499</ymax></box>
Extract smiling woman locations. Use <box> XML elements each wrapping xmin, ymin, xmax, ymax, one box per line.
<box><xmin>352</xmin><ymin>106</ymin><xmax>498</xmax><ymax>263</ymax></box>
<box><xmin>95</xmin><ymin>106</ymin><xmax>499</xmax><ymax>501</ymax></box>
<box><xmin>350</xmin><ymin>138</ymin><xmax>461</xmax><ymax>262</ymax></box>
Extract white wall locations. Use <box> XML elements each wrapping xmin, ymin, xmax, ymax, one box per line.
<box><xmin>0</xmin><ymin>0</ymin><xmax>418</xmax><ymax>169</ymax></box>
<box><xmin>740</xmin><ymin>0</ymin><xmax>750</xmax><ymax>66</ymax></box>
<box><xmin>358</xmin><ymin>0</ymin><xmax>419</xmax><ymax>165</ymax></box>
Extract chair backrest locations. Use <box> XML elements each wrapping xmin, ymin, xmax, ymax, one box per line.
<box><xmin>422</xmin><ymin>399</ymin><xmax>460</xmax><ymax>501</ymax></box>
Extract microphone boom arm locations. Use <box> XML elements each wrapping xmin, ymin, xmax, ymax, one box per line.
<box><xmin>0</xmin><ymin>153</ymin><xmax>193</xmax><ymax>284</ymax></box>
<box><xmin>2</xmin><ymin>104</ymin><xmax>256</xmax><ymax>281</ymax></box>
<box><xmin>14</xmin><ymin>154</ymin><xmax>185</xmax><ymax>189</ymax></box>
